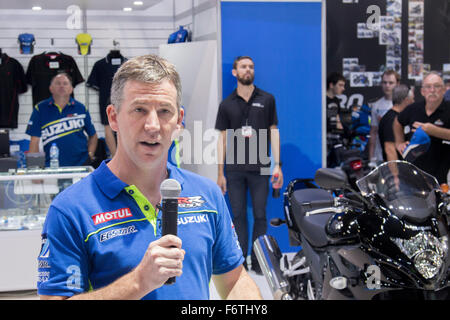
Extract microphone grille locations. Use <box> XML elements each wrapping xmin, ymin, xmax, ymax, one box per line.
<box><xmin>160</xmin><ymin>179</ymin><xmax>181</xmax><ymax>198</ymax></box>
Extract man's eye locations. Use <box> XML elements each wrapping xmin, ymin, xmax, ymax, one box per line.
<box><xmin>159</xmin><ymin>108</ymin><xmax>172</xmax><ymax>114</ymax></box>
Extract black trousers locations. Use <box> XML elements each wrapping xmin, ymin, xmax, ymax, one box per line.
<box><xmin>226</xmin><ymin>170</ymin><xmax>269</xmax><ymax>266</ymax></box>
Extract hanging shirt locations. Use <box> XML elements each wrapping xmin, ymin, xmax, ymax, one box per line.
<box><xmin>0</xmin><ymin>53</ymin><xmax>28</xmax><ymax>128</ymax></box>
<box><xmin>26</xmin><ymin>52</ymin><xmax>84</xmax><ymax>105</ymax></box>
<box><xmin>86</xmin><ymin>52</ymin><xmax>127</xmax><ymax>125</ymax></box>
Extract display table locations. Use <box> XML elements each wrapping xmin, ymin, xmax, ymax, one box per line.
<box><xmin>0</xmin><ymin>166</ymin><xmax>93</xmax><ymax>292</ymax></box>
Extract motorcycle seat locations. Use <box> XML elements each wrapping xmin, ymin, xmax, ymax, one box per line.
<box><xmin>291</xmin><ymin>188</ymin><xmax>335</xmax><ymax>248</ymax></box>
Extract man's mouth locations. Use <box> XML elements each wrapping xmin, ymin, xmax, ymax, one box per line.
<box><xmin>140</xmin><ymin>141</ymin><xmax>160</xmax><ymax>148</ymax></box>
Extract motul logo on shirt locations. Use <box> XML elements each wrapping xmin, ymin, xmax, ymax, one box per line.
<box><xmin>92</xmin><ymin>208</ymin><xmax>132</xmax><ymax>225</ymax></box>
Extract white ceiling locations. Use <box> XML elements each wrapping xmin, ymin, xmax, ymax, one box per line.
<box><xmin>0</xmin><ymin>0</ymin><xmax>163</xmax><ymax>10</ymax></box>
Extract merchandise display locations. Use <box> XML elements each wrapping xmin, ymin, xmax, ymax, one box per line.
<box><xmin>0</xmin><ymin>167</ymin><xmax>92</xmax><ymax>231</ymax></box>
<box><xmin>0</xmin><ymin>166</ymin><xmax>93</xmax><ymax>292</ymax></box>
<box><xmin>168</xmin><ymin>25</ymin><xmax>190</xmax><ymax>43</ymax></box>
<box><xmin>26</xmin><ymin>51</ymin><xmax>84</xmax><ymax>105</ymax></box>
<box><xmin>0</xmin><ymin>52</ymin><xmax>28</xmax><ymax>128</ymax></box>
<box><xmin>75</xmin><ymin>33</ymin><xmax>92</xmax><ymax>55</ymax></box>
<box><xmin>18</xmin><ymin>33</ymin><xmax>35</xmax><ymax>54</ymax></box>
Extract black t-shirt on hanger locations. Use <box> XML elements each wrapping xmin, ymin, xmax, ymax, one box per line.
<box><xmin>86</xmin><ymin>51</ymin><xmax>127</xmax><ymax>125</ymax></box>
<box><xmin>26</xmin><ymin>52</ymin><xmax>84</xmax><ymax>105</ymax></box>
<box><xmin>0</xmin><ymin>53</ymin><xmax>28</xmax><ymax>128</ymax></box>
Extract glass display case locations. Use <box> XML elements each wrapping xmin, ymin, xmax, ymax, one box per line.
<box><xmin>0</xmin><ymin>166</ymin><xmax>93</xmax><ymax>292</ymax></box>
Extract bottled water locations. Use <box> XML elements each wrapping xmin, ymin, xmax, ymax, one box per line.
<box><xmin>49</xmin><ymin>143</ymin><xmax>59</xmax><ymax>168</ymax></box>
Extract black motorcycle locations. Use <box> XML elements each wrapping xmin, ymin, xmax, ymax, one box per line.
<box><xmin>254</xmin><ymin>161</ymin><xmax>450</xmax><ymax>300</ymax></box>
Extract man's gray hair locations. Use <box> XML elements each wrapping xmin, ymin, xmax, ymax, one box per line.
<box><xmin>392</xmin><ymin>84</ymin><xmax>410</xmax><ymax>105</ymax></box>
<box><xmin>423</xmin><ymin>70</ymin><xmax>442</xmax><ymax>80</ymax></box>
<box><xmin>110</xmin><ymin>54</ymin><xmax>182</xmax><ymax>110</ymax></box>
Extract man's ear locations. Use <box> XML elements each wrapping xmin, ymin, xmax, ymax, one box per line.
<box><xmin>106</xmin><ymin>104</ymin><xmax>118</xmax><ymax>132</ymax></box>
<box><xmin>231</xmin><ymin>68</ymin><xmax>237</xmax><ymax>78</ymax></box>
<box><xmin>178</xmin><ymin>107</ymin><xmax>184</xmax><ymax>127</ymax></box>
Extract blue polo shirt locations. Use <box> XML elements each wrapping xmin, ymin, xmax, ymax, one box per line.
<box><xmin>26</xmin><ymin>97</ymin><xmax>96</xmax><ymax>166</ymax></box>
<box><xmin>37</xmin><ymin>161</ymin><xmax>244</xmax><ymax>299</ymax></box>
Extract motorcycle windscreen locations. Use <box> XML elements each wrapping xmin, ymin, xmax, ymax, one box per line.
<box><xmin>356</xmin><ymin>160</ymin><xmax>440</xmax><ymax>222</ymax></box>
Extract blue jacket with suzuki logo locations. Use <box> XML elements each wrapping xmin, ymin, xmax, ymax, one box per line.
<box><xmin>37</xmin><ymin>161</ymin><xmax>244</xmax><ymax>299</ymax></box>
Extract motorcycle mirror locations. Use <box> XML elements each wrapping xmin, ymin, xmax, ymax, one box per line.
<box><xmin>314</xmin><ymin>168</ymin><xmax>351</xmax><ymax>190</ymax></box>
<box><xmin>315</xmin><ymin>167</ymin><xmax>374</xmax><ymax>209</ymax></box>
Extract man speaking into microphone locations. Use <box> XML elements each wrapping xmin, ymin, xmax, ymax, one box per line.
<box><xmin>37</xmin><ymin>55</ymin><xmax>262</xmax><ymax>300</ymax></box>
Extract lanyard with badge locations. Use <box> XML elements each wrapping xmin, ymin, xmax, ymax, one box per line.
<box><xmin>241</xmin><ymin>102</ymin><xmax>253</xmax><ymax>138</ymax></box>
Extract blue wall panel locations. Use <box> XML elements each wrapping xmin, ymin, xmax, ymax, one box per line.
<box><xmin>221</xmin><ymin>1</ymin><xmax>322</xmax><ymax>252</ymax></box>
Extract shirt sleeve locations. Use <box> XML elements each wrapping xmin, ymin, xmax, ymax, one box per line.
<box><xmin>86</xmin><ymin>61</ymin><xmax>100</xmax><ymax>90</ymax></box>
<box><xmin>37</xmin><ymin>205</ymin><xmax>90</xmax><ymax>297</ymax></box>
<box><xmin>68</xmin><ymin>55</ymin><xmax>85</xmax><ymax>87</ymax></box>
<box><xmin>397</xmin><ymin>105</ymin><xmax>410</xmax><ymax>127</ymax></box>
<box><xmin>212</xmin><ymin>188</ymin><xmax>245</xmax><ymax>275</ymax></box>
<box><xmin>214</xmin><ymin>103</ymin><xmax>229</xmax><ymax>131</ymax></box>
<box><xmin>83</xmin><ymin>108</ymin><xmax>97</xmax><ymax>137</ymax></box>
<box><xmin>381</xmin><ymin>114</ymin><xmax>396</xmax><ymax>143</ymax></box>
<box><xmin>25</xmin><ymin>56</ymin><xmax>35</xmax><ymax>86</ymax></box>
<box><xmin>268</xmin><ymin>94</ymin><xmax>278</xmax><ymax>126</ymax></box>
<box><xmin>370</xmin><ymin>101</ymin><xmax>380</xmax><ymax>127</ymax></box>
<box><xmin>25</xmin><ymin>106</ymin><xmax>42</xmax><ymax>137</ymax></box>
<box><xmin>15</xmin><ymin>60</ymin><xmax>28</xmax><ymax>94</ymax></box>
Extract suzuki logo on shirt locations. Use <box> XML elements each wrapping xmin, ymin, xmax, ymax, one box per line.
<box><xmin>41</xmin><ymin>114</ymin><xmax>86</xmax><ymax>145</ymax></box>
<box><xmin>178</xmin><ymin>214</ymin><xmax>209</xmax><ymax>225</ymax></box>
<box><xmin>92</xmin><ymin>208</ymin><xmax>133</xmax><ymax>225</ymax></box>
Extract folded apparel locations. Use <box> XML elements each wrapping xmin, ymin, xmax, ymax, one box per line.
<box><xmin>402</xmin><ymin>126</ymin><xmax>431</xmax><ymax>162</ymax></box>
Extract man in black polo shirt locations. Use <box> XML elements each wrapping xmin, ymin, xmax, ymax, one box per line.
<box><xmin>393</xmin><ymin>72</ymin><xmax>450</xmax><ymax>185</ymax></box>
<box><xmin>215</xmin><ymin>56</ymin><xmax>283</xmax><ymax>274</ymax></box>
<box><xmin>378</xmin><ymin>84</ymin><xmax>414</xmax><ymax>161</ymax></box>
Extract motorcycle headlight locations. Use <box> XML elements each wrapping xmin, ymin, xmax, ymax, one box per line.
<box><xmin>391</xmin><ymin>233</ymin><xmax>448</xmax><ymax>279</ymax></box>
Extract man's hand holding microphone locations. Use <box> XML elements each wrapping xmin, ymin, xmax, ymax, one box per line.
<box><xmin>133</xmin><ymin>179</ymin><xmax>184</xmax><ymax>293</ymax></box>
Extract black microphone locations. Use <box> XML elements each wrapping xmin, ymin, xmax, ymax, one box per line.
<box><xmin>160</xmin><ymin>178</ymin><xmax>181</xmax><ymax>285</ymax></box>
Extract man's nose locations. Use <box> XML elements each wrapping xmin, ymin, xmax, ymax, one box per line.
<box><xmin>144</xmin><ymin>109</ymin><xmax>160</xmax><ymax>132</ymax></box>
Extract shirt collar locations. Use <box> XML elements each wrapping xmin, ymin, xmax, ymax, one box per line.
<box><xmin>231</xmin><ymin>85</ymin><xmax>259</xmax><ymax>101</ymax></box>
<box><xmin>93</xmin><ymin>160</ymin><xmax>185</xmax><ymax>199</ymax></box>
<box><xmin>105</xmin><ymin>52</ymin><xmax>124</xmax><ymax>64</ymax></box>
<box><xmin>49</xmin><ymin>96</ymin><xmax>75</xmax><ymax>108</ymax></box>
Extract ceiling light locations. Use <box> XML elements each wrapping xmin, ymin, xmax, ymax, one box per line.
<box><xmin>32</xmin><ymin>6</ymin><xmax>42</xmax><ymax>11</ymax></box>
<box><xmin>123</xmin><ymin>7</ymin><xmax>132</xmax><ymax>11</ymax></box>
<box><xmin>133</xmin><ymin>1</ymin><xmax>144</xmax><ymax>5</ymax></box>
